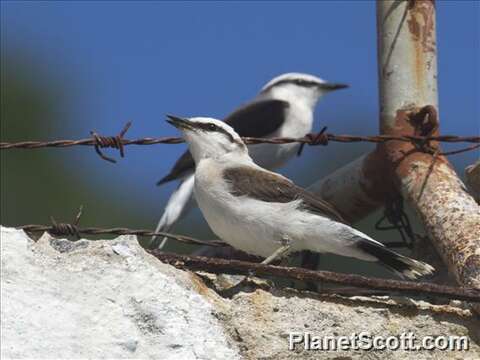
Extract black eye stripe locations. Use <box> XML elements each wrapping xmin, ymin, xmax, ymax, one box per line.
<box><xmin>293</xmin><ymin>79</ymin><xmax>318</xmax><ymax>87</ymax></box>
<box><xmin>197</xmin><ymin>122</ymin><xmax>218</xmax><ymax>132</ymax></box>
<box><xmin>197</xmin><ymin>122</ymin><xmax>235</xmax><ymax>142</ymax></box>
<box><xmin>261</xmin><ymin>78</ymin><xmax>321</xmax><ymax>92</ymax></box>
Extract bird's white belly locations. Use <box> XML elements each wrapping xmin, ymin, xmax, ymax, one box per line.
<box><xmin>198</xmin><ymin>196</ymin><xmax>376</xmax><ymax>261</ymax></box>
<box><xmin>198</xmin><ymin>198</ymin><xmax>294</xmax><ymax>257</ymax></box>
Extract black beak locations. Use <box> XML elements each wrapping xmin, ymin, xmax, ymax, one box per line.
<box><xmin>318</xmin><ymin>82</ymin><xmax>349</xmax><ymax>91</ymax></box>
<box><xmin>166</xmin><ymin>115</ymin><xmax>195</xmax><ymax>130</ymax></box>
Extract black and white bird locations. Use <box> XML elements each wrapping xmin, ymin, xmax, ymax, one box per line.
<box><xmin>166</xmin><ymin>115</ymin><xmax>435</xmax><ymax>280</ymax></box>
<box><xmin>153</xmin><ymin>73</ymin><xmax>348</xmax><ymax>248</ymax></box>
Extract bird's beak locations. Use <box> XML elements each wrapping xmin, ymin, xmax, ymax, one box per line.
<box><xmin>166</xmin><ymin>115</ymin><xmax>195</xmax><ymax>131</ymax></box>
<box><xmin>318</xmin><ymin>82</ymin><xmax>349</xmax><ymax>91</ymax></box>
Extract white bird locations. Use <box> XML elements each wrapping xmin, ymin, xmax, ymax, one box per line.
<box><xmin>166</xmin><ymin>115</ymin><xmax>435</xmax><ymax>280</ymax></box>
<box><xmin>153</xmin><ymin>73</ymin><xmax>348</xmax><ymax>248</ymax></box>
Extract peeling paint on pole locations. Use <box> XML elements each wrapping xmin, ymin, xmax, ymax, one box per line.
<box><xmin>377</xmin><ymin>0</ymin><xmax>480</xmax><ymax>298</ymax></box>
<box><xmin>407</xmin><ymin>0</ymin><xmax>436</xmax><ymax>51</ymax></box>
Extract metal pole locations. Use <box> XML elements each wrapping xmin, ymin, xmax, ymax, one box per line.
<box><xmin>376</xmin><ymin>0</ymin><xmax>480</xmax><ymax>301</ymax></box>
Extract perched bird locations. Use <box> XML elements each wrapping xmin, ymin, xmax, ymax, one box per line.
<box><xmin>166</xmin><ymin>115</ymin><xmax>435</xmax><ymax>280</ymax></box>
<box><xmin>153</xmin><ymin>73</ymin><xmax>348</xmax><ymax>248</ymax></box>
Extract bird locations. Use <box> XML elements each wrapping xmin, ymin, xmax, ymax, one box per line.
<box><xmin>153</xmin><ymin>73</ymin><xmax>349</xmax><ymax>248</ymax></box>
<box><xmin>165</xmin><ymin>115</ymin><xmax>435</xmax><ymax>280</ymax></box>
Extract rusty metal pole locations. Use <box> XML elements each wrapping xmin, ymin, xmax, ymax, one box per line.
<box><xmin>376</xmin><ymin>0</ymin><xmax>480</xmax><ymax>300</ymax></box>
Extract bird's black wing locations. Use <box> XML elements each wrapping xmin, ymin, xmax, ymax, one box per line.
<box><xmin>157</xmin><ymin>99</ymin><xmax>289</xmax><ymax>186</ymax></box>
<box><xmin>223</xmin><ymin>99</ymin><xmax>289</xmax><ymax>137</ymax></box>
<box><xmin>223</xmin><ymin>166</ymin><xmax>347</xmax><ymax>224</ymax></box>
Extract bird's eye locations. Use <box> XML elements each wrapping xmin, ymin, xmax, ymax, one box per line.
<box><xmin>208</xmin><ymin>123</ymin><xmax>217</xmax><ymax>131</ymax></box>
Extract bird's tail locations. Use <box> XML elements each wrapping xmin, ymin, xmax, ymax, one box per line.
<box><xmin>151</xmin><ymin>174</ymin><xmax>195</xmax><ymax>249</ymax></box>
<box><xmin>356</xmin><ymin>240</ymin><xmax>435</xmax><ymax>280</ymax></box>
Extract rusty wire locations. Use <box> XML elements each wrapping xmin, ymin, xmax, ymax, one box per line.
<box><xmin>1</xmin><ymin>122</ymin><xmax>478</xmax><ymax>162</ymax></box>
<box><xmin>12</xmin><ymin>219</ymin><xmax>480</xmax><ymax>302</ymax></box>
<box><xmin>17</xmin><ymin>206</ymin><xmax>227</xmax><ymax>247</ymax></box>
<box><xmin>18</xmin><ymin>223</ymin><xmax>225</xmax><ymax>247</ymax></box>
<box><xmin>150</xmin><ymin>251</ymin><xmax>480</xmax><ymax>303</ymax></box>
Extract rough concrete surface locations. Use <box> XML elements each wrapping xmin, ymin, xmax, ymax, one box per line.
<box><xmin>1</xmin><ymin>226</ymin><xmax>479</xmax><ymax>359</ymax></box>
<box><xmin>0</xmin><ymin>227</ymin><xmax>239</xmax><ymax>360</ymax></box>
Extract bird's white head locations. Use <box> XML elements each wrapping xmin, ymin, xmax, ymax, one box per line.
<box><xmin>259</xmin><ymin>72</ymin><xmax>348</xmax><ymax>109</ymax></box>
<box><xmin>167</xmin><ymin>115</ymin><xmax>247</xmax><ymax>164</ymax></box>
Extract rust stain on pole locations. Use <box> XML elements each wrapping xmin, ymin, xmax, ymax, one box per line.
<box><xmin>407</xmin><ymin>0</ymin><xmax>436</xmax><ymax>100</ymax></box>
<box><xmin>407</xmin><ymin>0</ymin><xmax>436</xmax><ymax>54</ymax></box>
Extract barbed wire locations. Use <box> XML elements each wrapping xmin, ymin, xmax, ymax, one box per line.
<box><xmin>18</xmin><ymin>224</ymin><xmax>225</xmax><ymax>248</ymax></box>
<box><xmin>1</xmin><ymin>131</ymin><xmax>477</xmax><ymax>149</ymax></box>
<box><xmin>10</xmin><ymin>220</ymin><xmax>480</xmax><ymax>302</ymax></box>
<box><xmin>16</xmin><ymin>206</ymin><xmax>225</xmax><ymax>247</ymax></box>
<box><xmin>1</xmin><ymin>121</ymin><xmax>478</xmax><ymax>162</ymax></box>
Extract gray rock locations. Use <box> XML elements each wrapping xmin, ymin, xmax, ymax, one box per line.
<box><xmin>0</xmin><ymin>227</ymin><xmax>239</xmax><ymax>360</ymax></box>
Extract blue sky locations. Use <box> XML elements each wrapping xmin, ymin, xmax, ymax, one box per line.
<box><xmin>1</xmin><ymin>1</ymin><xmax>478</xmax><ymax>230</ymax></box>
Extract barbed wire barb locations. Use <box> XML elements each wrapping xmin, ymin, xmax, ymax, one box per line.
<box><xmin>48</xmin><ymin>206</ymin><xmax>84</xmax><ymax>239</ymax></box>
<box><xmin>90</xmin><ymin>121</ymin><xmax>132</xmax><ymax>162</ymax></box>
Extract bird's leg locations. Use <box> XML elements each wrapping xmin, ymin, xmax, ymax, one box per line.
<box><xmin>256</xmin><ymin>235</ymin><xmax>292</xmax><ymax>272</ymax></box>
<box><xmin>260</xmin><ymin>244</ymin><xmax>292</xmax><ymax>265</ymax></box>
<box><xmin>218</xmin><ymin>237</ymin><xmax>292</xmax><ymax>297</ymax></box>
